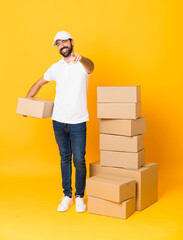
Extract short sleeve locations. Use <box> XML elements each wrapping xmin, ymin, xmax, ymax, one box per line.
<box><xmin>44</xmin><ymin>64</ymin><xmax>56</xmax><ymax>81</ymax></box>
<box><xmin>79</xmin><ymin>62</ymin><xmax>91</xmax><ymax>75</ymax></box>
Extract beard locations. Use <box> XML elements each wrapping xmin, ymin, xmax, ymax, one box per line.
<box><xmin>59</xmin><ymin>44</ymin><xmax>73</xmax><ymax>57</ymax></box>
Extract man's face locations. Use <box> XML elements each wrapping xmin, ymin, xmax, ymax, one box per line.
<box><xmin>56</xmin><ymin>39</ymin><xmax>73</xmax><ymax>57</ymax></box>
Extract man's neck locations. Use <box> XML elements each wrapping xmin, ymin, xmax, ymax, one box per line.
<box><xmin>63</xmin><ymin>51</ymin><xmax>74</xmax><ymax>63</ymax></box>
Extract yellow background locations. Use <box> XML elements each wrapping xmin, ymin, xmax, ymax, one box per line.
<box><xmin>0</xmin><ymin>0</ymin><xmax>183</xmax><ymax>239</ymax></box>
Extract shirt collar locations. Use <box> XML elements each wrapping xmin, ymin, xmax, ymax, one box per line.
<box><xmin>60</xmin><ymin>58</ymin><xmax>73</xmax><ymax>65</ymax></box>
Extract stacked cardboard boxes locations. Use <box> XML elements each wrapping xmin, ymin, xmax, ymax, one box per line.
<box><xmin>86</xmin><ymin>86</ymin><xmax>158</xmax><ymax>219</ymax></box>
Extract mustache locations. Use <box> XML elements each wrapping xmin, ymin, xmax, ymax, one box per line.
<box><xmin>60</xmin><ymin>47</ymin><xmax>68</xmax><ymax>53</ymax></box>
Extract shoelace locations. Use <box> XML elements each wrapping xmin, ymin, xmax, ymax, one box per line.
<box><xmin>59</xmin><ymin>196</ymin><xmax>71</xmax><ymax>203</ymax></box>
<box><xmin>76</xmin><ymin>197</ymin><xmax>84</xmax><ymax>205</ymax></box>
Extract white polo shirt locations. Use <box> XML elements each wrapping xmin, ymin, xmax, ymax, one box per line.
<box><xmin>44</xmin><ymin>58</ymin><xmax>90</xmax><ymax>124</ymax></box>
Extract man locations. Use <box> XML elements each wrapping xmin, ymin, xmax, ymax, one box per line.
<box><xmin>25</xmin><ymin>31</ymin><xmax>94</xmax><ymax>213</ymax></box>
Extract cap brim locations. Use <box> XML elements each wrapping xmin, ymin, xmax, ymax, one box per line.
<box><xmin>52</xmin><ymin>37</ymin><xmax>72</xmax><ymax>46</ymax></box>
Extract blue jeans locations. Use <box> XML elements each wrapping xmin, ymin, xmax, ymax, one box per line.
<box><xmin>52</xmin><ymin>120</ymin><xmax>87</xmax><ymax>198</ymax></box>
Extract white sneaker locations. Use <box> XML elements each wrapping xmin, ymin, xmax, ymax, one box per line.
<box><xmin>75</xmin><ymin>197</ymin><xmax>86</xmax><ymax>212</ymax></box>
<box><xmin>57</xmin><ymin>195</ymin><xmax>73</xmax><ymax>212</ymax></box>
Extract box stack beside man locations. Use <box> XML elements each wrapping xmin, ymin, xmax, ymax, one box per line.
<box><xmin>86</xmin><ymin>86</ymin><xmax>158</xmax><ymax>219</ymax></box>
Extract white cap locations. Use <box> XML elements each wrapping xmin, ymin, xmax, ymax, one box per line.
<box><xmin>52</xmin><ymin>31</ymin><xmax>72</xmax><ymax>46</ymax></box>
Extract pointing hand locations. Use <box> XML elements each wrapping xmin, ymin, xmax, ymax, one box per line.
<box><xmin>71</xmin><ymin>53</ymin><xmax>82</xmax><ymax>63</ymax></box>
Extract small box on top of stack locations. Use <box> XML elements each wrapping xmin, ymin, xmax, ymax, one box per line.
<box><xmin>86</xmin><ymin>86</ymin><xmax>158</xmax><ymax>219</ymax></box>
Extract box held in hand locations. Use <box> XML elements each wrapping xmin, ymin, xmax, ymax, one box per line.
<box><xmin>16</xmin><ymin>97</ymin><xmax>54</xmax><ymax>118</ymax></box>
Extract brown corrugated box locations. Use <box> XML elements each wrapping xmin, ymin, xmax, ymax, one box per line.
<box><xmin>100</xmin><ymin>133</ymin><xmax>144</xmax><ymax>152</ymax></box>
<box><xmin>100</xmin><ymin>149</ymin><xmax>145</xmax><ymax>169</ymax></box>
<box><xmin>89</xmin><ymin>161</ymin><xmax>158</xmax><ymax>211</ymax></box>
<box><xmin>86</xmin><ymin>174</ymin><xmax>136</xmax><ymax>203</ymax></box>
<box><xmin>99</xmin><ymin>118</ymin><xmax>146</xmax><ymax>136</ymax></box>
<box><xmin>88</xmin><ymin>196</ymin><xmax>136</xmax><ymax>219</ymax></box>
<box><xmin>16</xmin><ymin>97</ymin><xmax>54</xmax><ymax>118</ymax></box>
<box><xmin>97</xmin><ymin>102</ymin><xmax>141</xmax><ymax>119</ymax></box>
<box><xmin>97</xmin><ymin>86</ymin><xmax>141</xmax><ymax>103</ymax></box>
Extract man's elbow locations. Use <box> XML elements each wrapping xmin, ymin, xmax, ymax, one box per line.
<box><xmin>89</xmin><ymin>62</ymin><xmax>94</xmax><ymax>74</ymax></box>
<box><xmin>37</xmin><ymin>77</ymin><xmax>49</xmax><ymax>87</ymax></box>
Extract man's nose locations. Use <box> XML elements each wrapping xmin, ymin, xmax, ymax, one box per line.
<box><xmin>59</xmin><ymin>43</ymin><xmax>64</xmax><ymax>49</ymax></box>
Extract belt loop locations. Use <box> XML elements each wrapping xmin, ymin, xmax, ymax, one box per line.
<box><xmin>64</xmin><ymin>123</ymin><xmax>68</xmax><ymax>132</ymax></box>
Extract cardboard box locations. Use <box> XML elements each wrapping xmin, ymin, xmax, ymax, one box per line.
<box><xmin>97</xmin><ymin>102</ymin><xmax>141</xmax><ymax>119</ymax></box>
<box><xmin>99</xmin><ymin>118</ymin><xmax>146</xmax><ymax>136</ymax></box>
<box><xmin>100</xmin><ymin>149</ymin><xmax>145</xmax><ymax>169</ymax></box>
<box><xmin>86</xmin><ymin>174</ymin><xmax>136</xmax><ymax>203</ymax></box>
<box><xmin>89</xmin><ymin>161</ymin><xmax>158</xmax><ymax>211</ymax></box>
<box><xmin>97</xmin><ymin>86</ymin><xmax>141</xmax><ymax>103</ymax></box>
<box><xmin>100</xmin><ymin>134</ymin><xmax>144</xmax><ymax>153</ymax></box>
<box><xmin>88</xmin><ymin>196</ymin><xmax>136</xmax><ymax>219</ymax></box>
<box><xmin>16</xmin><ymin>97</ymin><xmax>54</xmax><ymax>118</ymax></box>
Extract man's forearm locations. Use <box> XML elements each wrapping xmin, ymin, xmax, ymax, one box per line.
<box><xmin>26</xmin><ymin>82</ymin><xmax>42</xmax><ymax>97</ymax></box>
<box><xmin>80</xmin><ymin>56</ymin><xmax>94</xmax><ymax>74</ymax></box>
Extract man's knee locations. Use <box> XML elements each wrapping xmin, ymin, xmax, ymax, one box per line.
<box><xmin>73</xmin><ymin>155</ymin><xmax>86</xmax><ymax>170</ymax></box>
<box><xmin>61</xmin><ymin>153</ymin><xmax>72</xmax><ymax>164</ymax></box>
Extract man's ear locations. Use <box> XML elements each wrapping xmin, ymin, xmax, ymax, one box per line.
<box><xmin>71</xmin><ymin>39</ymin><xmax>75</xmax><ymax>46</ymax></box>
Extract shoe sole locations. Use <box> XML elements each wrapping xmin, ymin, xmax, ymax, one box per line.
<box><xmin>76</xmin><ymin>206</ymin><xmax>87</xmax><ymax>213</ymax></box>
